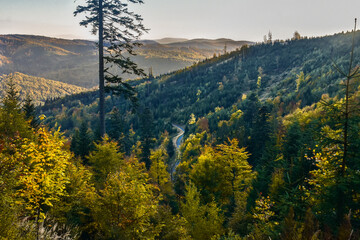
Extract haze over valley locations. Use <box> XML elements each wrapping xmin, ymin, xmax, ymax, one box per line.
<box><xmin>0</xmin><ymin>34</ymin><xmax>251</xmax><ymax>90</ymax></box>
<box><xmin>1</xmin><ymin>0</ymin><xmax>360</xmax><ymax>239</ymax></box>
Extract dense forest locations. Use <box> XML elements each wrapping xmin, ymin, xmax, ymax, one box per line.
<box><xmin>1</xmin><ymin>29</ymin><xmax>360</xmax><ymax>240</ymax></box>
<box><xmin>0</xmin><ymin>72</ymin><xmax>86</xmax><ymax>105</ymax></box>
<box><xmin>0</xmin><ymin>35</ymin><xmax>249</xmax><ymax>88</ymax></box>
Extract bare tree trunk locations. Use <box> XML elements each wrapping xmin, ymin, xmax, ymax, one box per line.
<box><xmin>337</xmin><ymin>18</ymin><xmax>357</xmax><ymax>225</ymax></box>
<box><xmin>98</xmin><ymin>0</ymin><xmax>105</xmax><ymax>137</ymax></box>
<box><xmin>36</xmin><ymin>205</ymin><xmax>40</xmax><ymax>240</ymax></box>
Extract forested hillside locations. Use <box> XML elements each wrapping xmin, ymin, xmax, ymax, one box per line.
<box><xmin>0</xmin><ymin>35</ymin><xmax>249</xmax><ymax>88</ymax></box>
<box><xmin>1</xmin><ymin>29</ymin><xmax>360</xmax><ymax>239</ymax></box>
<box><xmin>41</xmin><ymin>30</ymin><xmax>360</xmax><ymax>133</ymax></box>
<box><xmin>0</xmin><ymin>72</ymin><xmax>86</xmax><ymax>105</ymax></box>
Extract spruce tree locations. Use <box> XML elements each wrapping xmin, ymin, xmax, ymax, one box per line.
<box><xmin>0</xmin><ymin>77</ymin><xmax>31</xmax><ymax>138</ymax></box>
<box><xmin>139</xmin><ymin>107</ymin><xmax>154</xmax><ymax>170</ymax></box>
<box><xmin>79</xmin><ymin>121</ymin><xmax>93</xmax><ymax>160</ymax></box>
<box><xmin>107</xmin><ymin>107</ymin><xmax>124</xmax><ymax>140</ymax></box>
<box><xmin>327</xmin><ymin>19</ymin><xmax>360</xmax><ymax>225</ymax></box>
<box><xmin>309</xmin><ymin>18</ymin><xmax>360</xmax><ymax>227</ymax></box>
<box><xmin>71</xmin><ymin>122</ymin><xmax>93</xmax><ymax>162</ymax></box>
<box><xmin>74</xmin><ymin>0</ymin><xmax>147</xmax><ymax>136</ymax></box>
<box><xmin>23</xmin><ymin>94</ymin><xmax>39</xmax><ymax>129</ymax></box>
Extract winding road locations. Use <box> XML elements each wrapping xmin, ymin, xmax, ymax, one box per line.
<box><xmin>171</xmin><ymin>124</ymin><xmax>185</xmax><ymax>174</ymax></box>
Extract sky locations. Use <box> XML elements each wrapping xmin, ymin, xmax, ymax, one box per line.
<box><xmin>1</xmin><ymin>0</ymin><xmax>360</xmax><ymax>42</ymax></box>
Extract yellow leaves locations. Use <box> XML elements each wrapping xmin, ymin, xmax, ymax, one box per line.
<box><xmin>253</xmin><ymin>196</ymin><xmax>275</xmax><ymax>223</ymax></box>
<box><xmin>188</xmin><ymin>113</ymin><xmax>196</xmax><ymax>125</ymax></box>
<box><xmin>39</xmin><ymin>114</ymin><xmax>46</xmax><ymax>121</ymax></box>
<box><xmin>305</xmin><ymin>145</ymin><xmax>346</xmax><ymax>206</ymax></box>
<box><xmin>149</xmin><ymin>148</ymin><xmax>171</xmax><ymax>190</ymax></box>
<box><xmin>88</xmin><ymin>136</ymin><xmax>124</xmax><ymax>185</ymax></box>
<box><xmin>15</xmin><ymin>126</ymin><xmax>72</xmax><ymax>220</ymax></box>
<box><xmin>229</xmin><ymin>109</ymin><xmax>243</xmax><ymax>122</ymax></box>
<box><xmin>189</xmin><ymin>138</ymin><xmax>255</xmax><ymax>205</ymax></box>
<box><xmin>93</xmin><ymin>158</ymin><xmax>160</xmax><ymax>238</ymax></box>
<box><xmin>181</xmin><ymin>183</ymin><xmax>225</xmax><ymax>239</ymax></box>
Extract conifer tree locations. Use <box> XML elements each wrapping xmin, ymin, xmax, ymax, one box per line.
<box><xmin>78</xmin><ymin>121</ymin><xmax>93</xmax><ymax>159</ymax></box>
<box><xmin>107</xmin><ymin>107</ymin><xmax>124</xmax><ymax>140</ymax></box>
<box><xmin>70</xmin><ymin>129</ymin><xmax>80</xmax><ymax>156</ymax></box>
<box><xmin>308</xmin><ymin>18</ymin><xmax>360</xmax><ymax>227</ymax></box>
<box><xmin>139</xmin><ymin>107</ymin><xmax>155</xmax><ymax>169</ymax></box>
<box><xmin>74</xmin><ymin>0</ymin><xmax>147</xmax><ymax>136</ymax></box>
<box><xmin>301</xmin><ymin>209</ymin><xmax>319</xmax><ymax>240</ymax></box>
<box><xmin>0</xmin><ymin>77</ymin><xmax>31</xmax><ymax>138</ymax></box>
<box><xmin>71</xmin><ymin>122</ymin><xmax>93</xmax><ymax>161</ymax></box>
<box><xmin>23</xmin><ymin>94</ymin><xmax>39</xmax><ymax>129</ymax></box>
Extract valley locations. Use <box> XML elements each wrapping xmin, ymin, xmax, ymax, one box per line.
<box><xmin>0</xmin><ymin>34</ymin><xmax>251</xmax><ymax>88</ymax></box>
<box><xmin>0</xmin><ymin>2</ymin><xmax>360</xmax><ymax>238</ymax></box>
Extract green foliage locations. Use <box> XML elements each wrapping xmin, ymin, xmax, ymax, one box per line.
<box><xmin>153</xmin><ymin>205</ymin><xmax>190</xmax><ymax>240</ymax></box>
<box><xmin>301</xmin><ymin>208</ymin><xmax>320</xmax><ymax>240</ymax></box>
<box><xmin>280</xmin><ymin>207</ymin><xmax>301</xmax><ymax>240</ymax></box>
<box><xmin>93</xmin><ymin>157</ymin><xmax>161</xmax><ymax>239</ymax></box>
<box><xmin>16</xmin><ymin>127</ymin><xmax>72</xmax><ymax>222</ymax></box>
<box><xmin>149</xmin><ymin>147</ymin><xmax>172</xmax><ymax>194</ymax></box>
<box><xmin>190</xmin><ymin>139</ymin><xmax>255</xmax><ymax>206</ymax></box>
<box><xmin>140</xmin><ymin>107</ymin><xmax>155</xmax><ymax>169</ymax></box>
<box><xmin>87</xmin><ymin>136</ymin><xmax>123</xmax><ymax>185</ymax></box>
<box><xmin>0</xmin><ymin>72</ymin><xmax>85</xmax><ymax>105</ymax></box>
<box><xmin>71</xmin><ymin>121</ymin><xmax>93</xmax><ymax>161</ymax></box>
<box><xmin>228</xmin><ymin>190</ymin><xmax>253</xmax><ymax>235</ymax></box>
<box><xmin>181</xmin><ymin>183</ymin><xmax>225</xmax><ymax>240</ymax></box>
<box><xmin>23</xmin><ymin>94</ymin><xmax>37</xmax><ymax>126</ymax></box>
<box><xmin>0</xmin><ymin>78</ymin><xmax>31</xmax><ymax>138</ymax></box>
<box><xmin>175</xmin><ymin>132</ymin><xmax>206</xmax><ymax>195</ymax></box>
<box><xmin>251</xmin><ymin>195</ymin><xmax>277</xmax><ymax>238</ymax></box>
<box><xmin>3</xmin><ymin>23</ymin><xmax>360</xmax><ymax>240</ymax></box>
<box><xmin>296</xmin><ymin>72</ymin><xmax>311</xmax><ymax>92</ymax></box>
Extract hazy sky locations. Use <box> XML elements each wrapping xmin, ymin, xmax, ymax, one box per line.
<box><xmin>1</xmin><ymin>0</ymin><xmax>360</xmax><ymax>41</ymax></box>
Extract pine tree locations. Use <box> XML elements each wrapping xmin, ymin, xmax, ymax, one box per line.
<box><xmin>308</xmin><ymin>18</ymin><xmax>360</xmax><ymax>227</ymax></box>
<box><xmin>107</xmin><ymin>107</ymin><xmax>124</xmax><ymax>141</ymax></box>
<box><xmin>70</xmin><ymin>129</ymin><xmax>80</xmax><ymax>156</ymax></box>
<box><xmin>70</xmin><ymin>122</ymin><xmax>93</xmax><ymax>161</ymax></box>
<box><xmin>74</xmin><ymin>0</ymin><xmax>147</xmax><ymax>136</ymax></box>
<box><xmin>280</xmin><ymin>207</ymin><xmax>300</xmax><ymax>240</ymax></box>
<box><xmin>78</xmin><ymin>121</ymin><xmax>93</xmax><ymax>160</ymax></box>
<box><xmin>301</xmin><ymin>208</ymin><xmax>319</xmax><ymax>240</ymax></box>
<box><xmin>139</xmin><ymin>107</ymin><xmax>155</xmax><ymax>170</ymax></box>
<box><xmin>0</xmin><ymin>77</ymin><xmax>31</xmax><ymax>138</ymax></box>
<box><xmin>23</xmin><ymin>94</ymin><xmax>39</xmax><ymax>128</ymax></box>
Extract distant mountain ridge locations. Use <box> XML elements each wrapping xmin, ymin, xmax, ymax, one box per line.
<box><xmin>166</xmin><ymin>38</ymin><xmax>252</xmax><ymax>50</ymax></box>
<box><xmin>0</xmin><ymin>72</ymin><xmax>86</xmax><ymax>105</ymax></box>
<box><xmin>155</xmin><ymin>38</ymin><xmax>188</xmax><ymax>44</ymax></box>
<box><xmin>0</xmin><ymin>34</ymin><xmax>252</xmax><ymax>88</ymax></box>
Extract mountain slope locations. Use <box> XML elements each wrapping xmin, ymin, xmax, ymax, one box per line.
<box><xmin>133</xmin><ymin>31</ymin><xmax>360</xmax><ymax>125</ymax></box>
<box><xmin>0</xmin><ymin>72</ymin><xmax>86</xmax><ymax>105</ymax></box>
<box><xmin>167</xmin><ymin>38</ymin><xmax>252</xmax><ymax>50</ymax></box>
<box><xmin>0</xmin><ymin>35</ymin><xmax>251</xmax><ymax>88</ymax></box>
<box><xmin>155</xmin><ymin>38</ymin><xmax>188</xmax><ymax>44</ymax></box>
<box><xmin>40</xmin><ymin>31</ymin><xmax>360</xmax><ymax>136</ymax></box>
<box><xmin>0</xmin><ymin>35</ymin><xmax>97</xmax><ymax>88</ymax></box>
